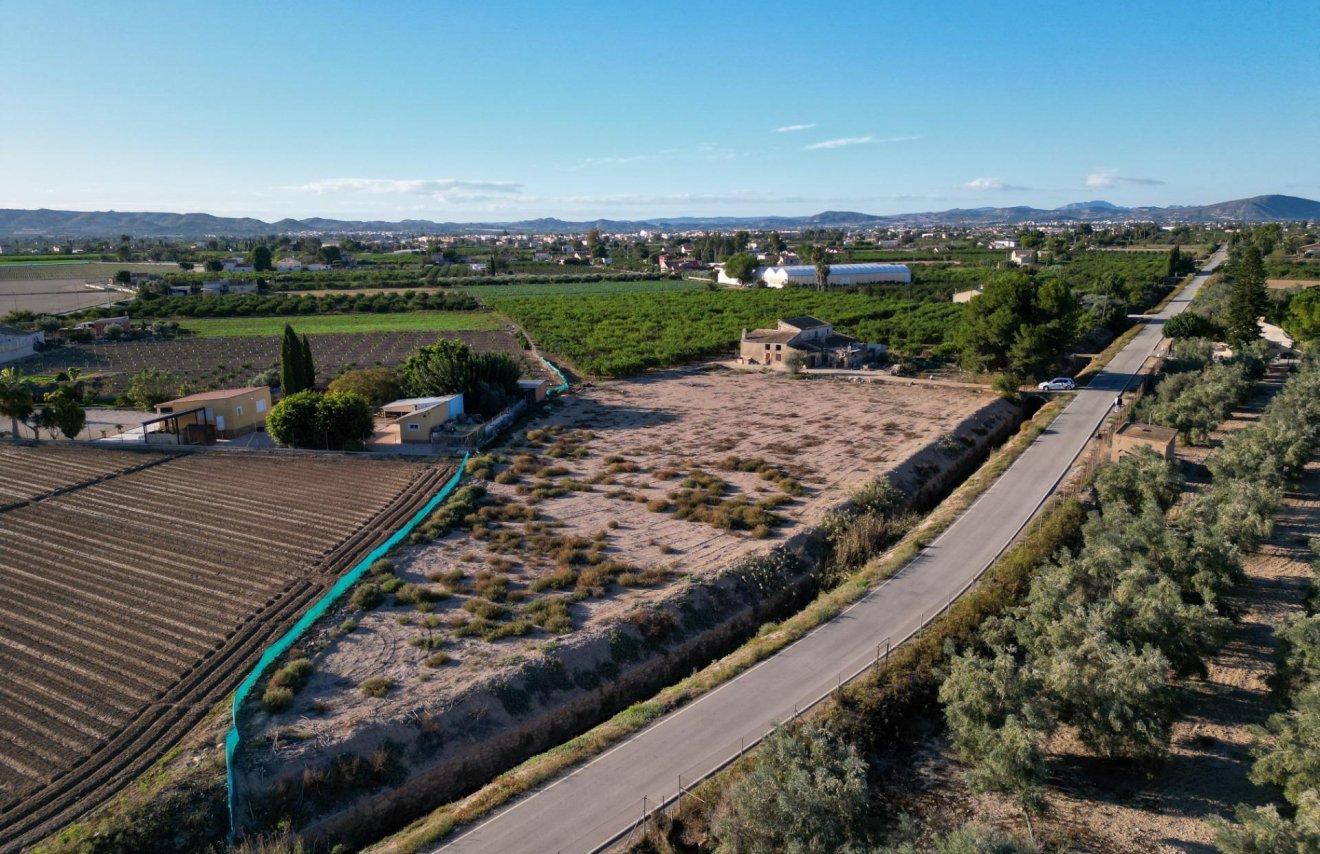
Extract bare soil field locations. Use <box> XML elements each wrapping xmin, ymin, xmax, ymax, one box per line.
<box><xmin>1267</xmin><ymin>277</ymin><xmax>1320</xmax><ymax>290</ymax></box>
<box><xmin>897</xmin><ymin>373</ymin><xmax>1317</xmax><ymax>852</ymax></box>
<box><xmin>0</xmin><ymin>445</ymin><xmax>454</xmax><ymax>849</ymax></box>
<box><xmin>8</xmin><ymin>329</ymin><xmax>533</xmax><ymax>394</ymax></box>
<box><xmin>237</xmin><ymin>368</ymin><xmax>1016</xmax><ymax>837</ymax></box>
<box><xmin>0</xmin><ymin>442</ymin><xmax>168</xmax><ymax>507</ymax></box>
<box><xmin>0</xmin><ymin>278</ymin><xmax>126</xmax><ymax>315</ymax></box>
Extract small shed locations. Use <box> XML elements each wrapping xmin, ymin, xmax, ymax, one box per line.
<box><xmin>1110</xmin><ymin>422</ymin><xmax>1177</xmax><ymax>462</ymax></box>
<box><xmin>379</xmin><ymin>395</ymin><xmax>465</xmax><ymax>444</ymax></box>
<box><xmin>518</xmin><ymin>378</ymin><xmax>552</xmax><ymax>404</ymax></box>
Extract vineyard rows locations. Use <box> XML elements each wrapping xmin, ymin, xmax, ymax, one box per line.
<box><xmin>0</xmin><ymin>445</ymin><xmax>443</xmax><ymax>836</ymax></box>
<box><xmin>11</xmin><ymin>329</ymin><xmax>528</xmax><ymax>393</ymax></box>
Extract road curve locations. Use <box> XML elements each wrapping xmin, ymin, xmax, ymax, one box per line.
<box><xmin>434</xmin><ymin>251</ymin><xmax>1226</xmax><ymax>854</ymax></box>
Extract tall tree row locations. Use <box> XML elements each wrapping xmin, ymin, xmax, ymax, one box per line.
<box><xmin>280</xmin><ymin>323</ymin><xmax>316</xmax><ymax>394</ymax></box>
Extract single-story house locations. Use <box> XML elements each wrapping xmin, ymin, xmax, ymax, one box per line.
<box><xmin>990</xmin><ymin>239</ymin><xmax>1018</xmax><ymax>249</ymax></box>
<box><xmin>75</xmin><ymin>316</ymin><xmax>132</xmax><ymax>338</ymax></box>
<box><xmin>275</xmin><ymin>257</ymin><xmax>303</xmax><ymax>272</ymax></box>
<box><xmin>1110</xmin><ymin>422</ymin><xmax>1177</xmax><ymax>462</ymax></box>
<box><xmin>739</xmin><ymin>316</ymin><xmax>884</xmax><ymax>369</ymax></box>
<box><xmin>379</xmin><ymin>394</ymin><xmax>465</xmax><ymax>444</ymax></box>
<box><xmin>1008</xmin><ymin>249</ymin><xmax>1036</xmax><ymax>265</ymax></box>
<box><xmin>149</xmin><ymin>386</ymin><xmax>272</xmax><ymax>443</ymax></box>
<box><xmin>167</xmin><ymin>285</ymin><xmax>193</xmax><ymax>297</ymax></box>
<box><xmin>0</xmin><ymin>325</ymin><xmax>44</xmax><ymax>364</ymax></box>
<box><xmin>202</xmin><ymin>278</ymin><xmax>259</xmax><ymax>295</ymax></box>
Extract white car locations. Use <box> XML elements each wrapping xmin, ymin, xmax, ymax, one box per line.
<box><xmin>1037</xmin><ymin>377</ymin><xmax>1076</xmax><ymax>391</ymax></box>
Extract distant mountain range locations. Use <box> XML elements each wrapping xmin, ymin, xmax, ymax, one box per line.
<box><xmin>1</xmin><ymin>194</ymin><xmax>1317</xmax><ymax>238</ymax></box>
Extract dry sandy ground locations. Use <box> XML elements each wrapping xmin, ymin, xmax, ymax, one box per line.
<box><xmin>1267</xmin><ymin>278</ymin><xmax>1320</xmax><ymax>290</ymax></box>
<box><xmin>280</xmin><ymin>368</ymin><xmax>1006</xmax><ymax>737</ymax></box>
<box><xmin>898</xmin><ymin>372</ymin><xmax>1316</xmax><ymax>853</ymax></box>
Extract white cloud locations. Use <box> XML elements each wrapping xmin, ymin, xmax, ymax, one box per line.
<box><xmin>287</xmin><ymin>178</ymin><xmax>523</xmax><ymax>201</ymax></box>
<box><xmin>776</xmin><ymin>123</ymin><xmax>817</xmax><ymax>133</ymax></box>
<box><xmin>1085</xmin><ymin>169</ymin><xmax>1165</xmax><ymax>189</ymax></box>
<box><xmin>803</xmin><ymin>135</ymin><xmax>918</xmax><ymax>150</ymax></box>
<box><xmin>804</xmin><ymin>136</ymin><xmax>874</xmax><ymax>150</ymax></box>
<box><xmin>963</xmin><ymin>177</ymin><xmax>1032</xmax><ymax>192</ymax></box>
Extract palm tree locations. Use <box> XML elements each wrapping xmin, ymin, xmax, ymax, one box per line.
<box><xmin>0</xmin><ymin>367</ymin><xmax>35</xmax><ymax>439</ymax></box>
<box><xmin>813</xmin><ymin>249</ymin><xmax>831</xmax><ymax>292</ymax></box>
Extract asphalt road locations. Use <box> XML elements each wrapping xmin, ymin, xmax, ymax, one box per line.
<box><xmin>435</xmin><ymin>250</ymin><xmax>1226</xmax><ymax>854</ymax></box>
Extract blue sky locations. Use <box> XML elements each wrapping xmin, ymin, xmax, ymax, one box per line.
<box><xmin>2</xmin><ymin>0</ymin><xmax>1317</xmax><ymax>221</ymax></box>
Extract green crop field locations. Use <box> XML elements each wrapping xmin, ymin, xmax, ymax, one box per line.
<box><xmin>178</xmin><ymin>311</ymin><xmax>506</xmax><ymax>338</ymax></box>
<box><xmin>459</xmin><ymin>278</ymin><xmax>706</xmax><ymax>299</ymax></box>
<box><xmin>491</xmin><ymin>289</ymin><xmax>962</xmax><ymax>377</ymax></box>
<box><xmin>0</xmin><ymin>262</ymin><xmax>176</xmax><ymax>281</ymax></box>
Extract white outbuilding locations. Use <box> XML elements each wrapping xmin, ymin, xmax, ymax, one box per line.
<box><xmin>761</xmin><ymin>263</ymin><xmax>911</xmax><ymax>289</ymax></box>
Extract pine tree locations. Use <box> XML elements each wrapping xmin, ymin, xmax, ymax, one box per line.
<box><xmin>1224</xmin><ymin>245</ymin><xmax>1267</xmax><ymax>347</ymax></box>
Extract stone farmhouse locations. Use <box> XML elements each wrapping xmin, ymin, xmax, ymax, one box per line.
<box><xmin>738</xmin><ymin>316</ymin><xmax>885</xmax><ymax>369</ymax></box>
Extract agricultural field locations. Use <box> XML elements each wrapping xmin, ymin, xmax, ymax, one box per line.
<box><xmin>240</xmin><ymin>369</ymin><xmax>1016</xmax><ymax>825</ymax></box>
<box><xmin>0</xmin><ymin>445</ymin><xmax>452</xmax><ymax>848</ymax></box>
<box><xmin>457</xmin><ymin>278</ymin><xmax>705</xmax><ymax>299</ymax></box>
<box><xmin>491</xmin><ymin>288</ymin><xmax>963</xmax><ymax>377</ymax></box>
<box><xmin>0</xmin><ymin>261</ymin><xmax>174</xmax><ymax>282</ymax></box>
<box><xmin>0</xmin><ymin>278</ymin><xmax>126</xmax><ymax>316</ymax></box>
<box><xmin>9</xmin><ymin>329</ymin><xmax>534</xmax><ymax>395</ymax></box>
<box><xmin>0</xmin><ymin>443</ymin><xmax>166</xmax><ymax>507</ymax></box>
<box><xmin>176</xmin><ymin>310</ymin><xmax>503</xmax><ymax>338</ymax></box>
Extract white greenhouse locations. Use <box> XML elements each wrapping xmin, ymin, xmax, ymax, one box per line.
<box><xmin>760</xmin><ymin>263</ymin><xmax>911</xmax><ymax>288</ymax></box>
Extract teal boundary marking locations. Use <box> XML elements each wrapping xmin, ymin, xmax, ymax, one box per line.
<box><xmin>226</xmin><ymin>453</ymin><xmax>468</xmax><ymax>838</ymax></box>
<box><xmin>226</xmin><ymin>357</ymin><xmax>568</xmax><ymax>839</ymax></box>
<box><xmin>536</xmin><ymin>353</ymin><xmax>569</xmax><ymax>393</ymax></box>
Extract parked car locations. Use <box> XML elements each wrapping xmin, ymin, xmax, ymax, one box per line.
<box><xmin>1037</xmin><ymin>377</ymin><xmax>1076</xmax><ymax>391</ymax></box>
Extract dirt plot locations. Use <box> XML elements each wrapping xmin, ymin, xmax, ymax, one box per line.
<box><xmin>0</xmin><ymin>278</ymin><xmax>126</xmax><ymax>315</ymax></box>
<box><xmin>8</xmin><ymin>329</ymin><xmax>534</xmax><ymax>394</ymax></box>
<box><xmin>250</xmin><ymin>369</ymin><xmax>1009</xmax><ymax>780</ymax></box>
<box><xmin>1267</xmin><ymin>277</ymin><xmax>1320</xmax><ymax>289</ymax></box>
<box><xmin>0</xmin><ymin>445</ymin><xmax>452</xmax><ymax>846</ymax></box>
<box><xmin>0</xmin><ymin>443</ymin><xmax>168</xmax><ymax>507</ymax></box>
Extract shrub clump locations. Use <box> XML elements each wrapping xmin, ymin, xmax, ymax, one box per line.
<box><xmin>360</xmin><ymin>677</ymin><xmax>395</xmax><ymax>698</ymax></box>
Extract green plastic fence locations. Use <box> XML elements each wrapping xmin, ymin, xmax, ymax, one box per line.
<box><xmin>537</xmin><ymin>353</ymin><xmax>569</xmax><ymax>393</ymax></box>
<box><xmin>226</xmin><ymin>454</ymin><xmax>467</xmax><ymax>837</ymax></box>
<box><xmin>225</xmin><ymin>356</ymin><xmax>569</xmax><ymax>838</ymax></box>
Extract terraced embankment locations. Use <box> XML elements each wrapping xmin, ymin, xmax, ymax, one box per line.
<box><xmin>0</xmin><ymin>444</ymin><xmax>454</xmax><ymax>851</ymax></box>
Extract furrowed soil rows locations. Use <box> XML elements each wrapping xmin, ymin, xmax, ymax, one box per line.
<box><xmin>0</xmin><ymin>444</ymin><xmax>455</xmax><ymax>850</ymax></box>
<box><xmin>0</xmin><ymin>444</ymin><xmax>170</xmax><ymax>509</ymax></box>
<box><xmin>8</xmin><ymin>329</ymin><xmax>535</xmax><ymax>395</ymax></box>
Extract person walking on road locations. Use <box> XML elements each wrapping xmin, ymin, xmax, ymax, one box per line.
<box><xmin>1113</xmin><ymin>394</ymin><xmax>1123</xmax><ymax>412</ymax></box>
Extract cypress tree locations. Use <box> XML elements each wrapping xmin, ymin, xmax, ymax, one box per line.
<box><xmin>299</xmin><ymin>335</ymin><xmax>316</xmax><ymax>391</ymax></box>
<box><xmin>280</xmin><ymin>324</ymin><xmax>302</xmax><ymax>394</ymax></box>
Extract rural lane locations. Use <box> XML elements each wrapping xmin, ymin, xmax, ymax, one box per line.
<box><xmin>434</xmin><ymin>249</ymin><xmax>1227</xmax><ymax>854</ymax></box>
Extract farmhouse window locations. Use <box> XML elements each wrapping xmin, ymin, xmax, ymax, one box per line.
<box><xmin>256</xmin><ymin>400</ymin><xmax>267</xmax><ymax>413</ymax></box>
<box><xmin>775</xmin><ymin>344</ymin><xmax>782</xmax><ymax>351</ymax></box>
<box><xmin>235</xmin><ymin>405</ymin><xmax>244</xmax><ymax>417</ymax></box>
<box><xmin>408</xmin><ymin>423</ymin><xmax>420</xmax><ymax>431</ymax></box>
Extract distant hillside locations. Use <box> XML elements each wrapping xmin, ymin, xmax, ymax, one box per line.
<box><xmin>1</xmin><ymin>194</ymin><xmax>1316</xmax><ymax>238</ymax></box>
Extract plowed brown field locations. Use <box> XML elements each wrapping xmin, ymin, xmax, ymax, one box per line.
<box><xmin>0</xmin><ymin>443</ymin><xmax>454</xmax><ymax>849</ymax></box>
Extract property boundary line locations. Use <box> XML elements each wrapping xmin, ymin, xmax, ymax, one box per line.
<box><xmin>226</xmin><ymin>354</ymin><xmax>569</xmax><ymax>840</ymax></box>
<box><xmin>224</xmin><ymin>454</ymin><xmax>469</xmax><ymax>839</ymax></box>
